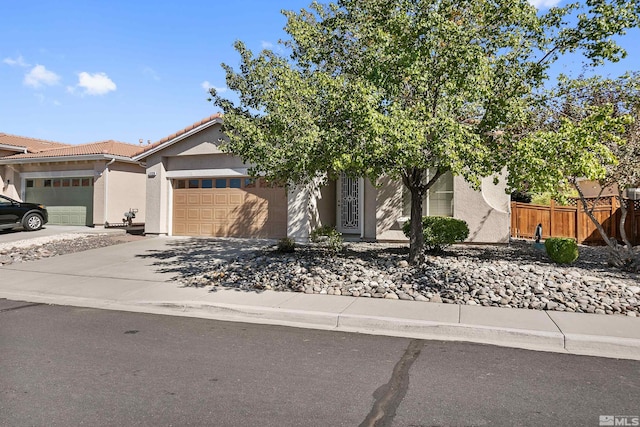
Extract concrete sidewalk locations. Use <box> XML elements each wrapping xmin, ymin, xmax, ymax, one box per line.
<box><xmin>1</xmin><ymin>236</ymin><xmax>638</xmax><ymax>361</ymax></box>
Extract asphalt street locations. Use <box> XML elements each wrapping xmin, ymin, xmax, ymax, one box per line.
<box><xmin>1</xmin><ymin>299</ymin><xmax>639</xmax><ymax>427</ymax></box>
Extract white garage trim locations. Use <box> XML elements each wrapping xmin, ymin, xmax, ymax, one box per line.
<box><xmin>165</xmin><ymin>168</ymin><xmax>249</xmax><ymax>178</ymax></box>
<box><xmin>19</xmin><ymin>170</ymin><xmax>94</xmax><ymax>179</ymax></box>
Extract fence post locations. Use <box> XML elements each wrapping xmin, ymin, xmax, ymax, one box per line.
<box><xmin>550</xmin><ymin>200</ymin><xmax>555</xmax><ymax>237</ymax></box>
<box><xmin>629</xmin><ymin>198</ymin><xmax>637</xmax><ymax>245</ymax></box>
<box><xmin>576</xmin><ymin>198</ymin><xmax>583</xmax><ymax>243</ymax></box>
<box><xmin>611</xmin><ymin>195</ymin><xmax>620</xmax><ymax>242</ymax></box>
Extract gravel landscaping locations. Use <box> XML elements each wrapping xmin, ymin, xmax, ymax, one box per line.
<box><xmin>182</xmin><ymin>240</ymin><xmax>640</xmax><ymax>317</ymax></box>
<box><xmin>0</xmin><ymin>233</ymin><xmax>145</xmax><ymax>265</ymax></box>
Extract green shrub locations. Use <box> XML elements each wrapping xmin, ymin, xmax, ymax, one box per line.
<box><xmin>276</xmin><ymin>237</ymin><xmax>296</xmax><ymax>253</ymax></box>
<box><xmin>310</xmin><ymin>225</ymin><xmax>344</xmax><ymax>255</ymax></box>
<box><xmin>402</xmin><ymin>216</ymin><xmax>469</xmax><ymax>252</ymax></box>
<box><xmin>544</xmin><ymin>237</ymin><xmax>579</xmax><ymax>264</ymax></box>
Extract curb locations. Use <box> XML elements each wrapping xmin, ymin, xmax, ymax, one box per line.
<box><xmin>2</xmin><ymin>291</ymin><xmax>639</xmax><ymax>361</ymax></box>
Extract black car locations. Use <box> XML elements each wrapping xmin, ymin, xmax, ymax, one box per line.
<box><xmin>0</xmin><ymin>195</ymin><xmax>48</xmax><ymax>231</ymax></box>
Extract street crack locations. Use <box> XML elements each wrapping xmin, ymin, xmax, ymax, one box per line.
<box><xmin>360</xmin><ymin>339</ymin><xmax>424</xmax><ymax>427</ymax></box>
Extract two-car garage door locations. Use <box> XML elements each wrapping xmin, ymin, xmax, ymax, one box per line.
<box><xmin>25</xmin><ymin>177</ymin><xmax>93</xmax><ymax>226</ymax></box>
<box><xmin>172</xmin><ymin>177</ymin><xmax>287</xmax><ymax>238</ymax></box>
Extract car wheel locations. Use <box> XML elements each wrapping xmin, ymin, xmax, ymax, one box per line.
<box><xmin>23</xmin><ymin>213</ymin><xmax>43</xmax><ymax>231</ymax></box>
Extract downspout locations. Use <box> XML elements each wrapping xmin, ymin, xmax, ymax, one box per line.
<box><xmin>103</xmin><ymin>158</ymin><xmax>116</xmax><ymax>226</ymax></box>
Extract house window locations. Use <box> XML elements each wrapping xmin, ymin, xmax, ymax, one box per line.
<box><xmin>402</xmin><ymin>170</ymin><xmax>454</xmax><ymax>217</ymax></box>
<box><xmin>26</xmin><ymin>180</ymin><xmax>34</xmax><ymax>188</ymax></box>
<box><xmin>81</xmin><ymin>178</ymin><xmax>92</xmax><ymax>187</ymax></box>
<box><xmin>188</xmin><ymin>179</ymin><xmax>199</xmax><ymax>189</ymax></box>
<box><xmin>44</xmin><ymin>179</ymin><xmax>52</xmax><ymax>187</ymax></box>
<box><xmin>202</xmin><ymin>179</ymin><xmax>213</xmax><ymax>189</ymax></box>
<box><xmin>244</xmin><ymin>178</ymin><xmax>256</xmax><ymax>188</ymax></box>
<box><xmin>62</xmin><ymin>179</ymin><xmax>71</xmax><ymax>187</ymax></box>
<box><xmin>71</xmin><ymin>179</ymin><xmax>81</xmax><ymax>187</ymax></box>
<box><xmin>229</xmin><ymin>178</ymin><xmax>241</xmax><ymax>188</ymax></box>
<box><xmin>174</xmin><ymin>180</ymin><xmax>186</xmax><ymax>189</ymax></box>
<box><xmin>215</xmin><ymin>179</ymin><xmax>227</xmax><ymax>188</ymax></box>
<box><xmin>53</xmin><ymin>179</ymin><xmax>61</xmax><ymax>188</ymax></box>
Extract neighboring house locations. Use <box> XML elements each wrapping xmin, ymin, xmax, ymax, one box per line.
<box><xmin>133</xmin><ymin>115</ymin><xmax>510</xmax><ymax>243</ymax></box>
<box><xmin>0</xmin><ymin>133</ymin><xmax>146</xmax><ymax>227</ymax></box>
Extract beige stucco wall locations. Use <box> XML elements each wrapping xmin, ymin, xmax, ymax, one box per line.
<box><xmin>167</xmin><ymin>153</ymin><xmax>247</xmax><ymax>171</ymax></box>
<box><xmin>375</xmin><ymin>177</ymin><xmax>406</xmax><ymax>241</ymax></box>
<box><xmin>453</xmin><ymin>174</ymin><xmax>510</xmax><ymax>243</ymax></box>
<box><xmin>316</xmin><ymin>181</ymin><xmax>336</xmax><ymax>228</ymax></box>
<box><xmin>0</xmin><ymin>165</ymin><xmax>20</xmax><ymax>199</ymax></box>
<box><xmin>105</xmin><ymin>162</ymin><xmax>146</xmax><ymax>225</ymax></box>
<box><xmin>143</xmin><ymin>155</ymin><xmax>169</xmax><ymax>235</ymax></box>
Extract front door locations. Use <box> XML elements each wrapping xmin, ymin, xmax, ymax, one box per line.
<box><xmin>337</xmin><ymin>173</ymin><xmax>360</xmax><ymax>234</ymax></box>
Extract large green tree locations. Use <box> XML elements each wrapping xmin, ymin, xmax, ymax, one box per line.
<box><xmin>211</xmin><ymin>0</ymin><xmax>639</xmax><ymax>263</ymax></box>
<box><xmin>509</xmin><ymin>73</ymin><xmax>640</xmax><ymax>271</ymax></box>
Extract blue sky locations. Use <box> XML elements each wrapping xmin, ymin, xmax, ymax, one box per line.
<box><xmin>1</xmin><ymin>0</ymin><xmax>638</xmax><ymax>146</ymax></box>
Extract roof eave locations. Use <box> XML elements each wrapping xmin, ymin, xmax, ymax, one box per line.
<box><xmin>132</xmin><ymin>117</ymin><xmax>223</xmax><ymax>161</ymax></box>
<box><xmin>0</xmin><ymin>154</ymin><xmax>140</xmax><ymax>165</ymax></box>
<box><xmin>0</xmin><ymin>143</ymin><xmax>28</xmax><ymax>154</ymax></box>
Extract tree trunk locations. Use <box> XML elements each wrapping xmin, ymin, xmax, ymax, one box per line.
<box><xmin>617</xmin><ymin>188</ymin><xmax>633</xmax><ymax>248</ymax></box>
<box><xmin>573</xmin><ymin>182</ymin><xmax>639</xmax><ymax>272</ymax></box>
<box><xmin>403</xmin><ymin>167</ymin><xmax>447</xmax><ymax>264</ymax></box>
<box><xmin>408</xmin><ymin>183</ymin><xmax>425</xmax><ymax>264</ymax></box>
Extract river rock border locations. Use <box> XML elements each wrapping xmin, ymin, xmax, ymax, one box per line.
<box><xmin>184</xmin><ymin>241</ymin><xmax>640</xmax><ymax>317</ymax></box>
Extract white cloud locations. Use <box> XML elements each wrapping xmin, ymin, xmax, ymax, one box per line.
<box><xmin>261</xmin><ymin>41</ymin><xmax>275</xmax><ymax>49</ymax></box>
<box><xmin>201</xmin><ymin>80</ymin><xmax>226</xmax><ymax>93</ymax></box>
<box><xmin>142</xmin><ymin>66</ymin><xmax>160</xmax><ymax>81</ymax></box>
<box><xmin>76</xmin><ymin>72</ymin><xmax>116</xmax><ymax>95</ymax></box>
<box><xmin>528</xmin><ymin>0</ymin><xmax>562</xmax><ymax>8</ymax></box>
<box><xmin>24</xmin><ymin>65</ymin><xmax>61</xmax><ymax>88</ymax></box>
<box><xmin>3</xmin><ymin>55</ymin><xmax>30</xmax><ymax>67</ymax></box>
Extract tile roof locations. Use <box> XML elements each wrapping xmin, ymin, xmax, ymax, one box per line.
<box><xmin>0</xmin><ymin>132</ymin><xmax>70</xmax><ymax>153</ymax></box>
<box><xmin>134</xmin><ymin>113</ymin><xmax>223</xmax><ymax>157</ymax></box>
<box><xmin>3</xmin><ymin>140</ymin><xmax>142</xmax><ymax>160</ymax></box>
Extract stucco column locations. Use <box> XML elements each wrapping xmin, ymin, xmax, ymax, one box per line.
<box><xmin>287</xmin><ymin>184</ymin><xmax>311</xmax><ymax>242</ymax></box>
<box><xmin>144</xmin><ymin>156</ymin><xmax>168</xmax><ymax>235</ymax></box>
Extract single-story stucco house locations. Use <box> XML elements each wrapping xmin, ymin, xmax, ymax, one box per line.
<box><xmin>133</xmin><ymin>115</ymin><xmax>510</xmax><ymax>243</ymax></box>
<box><xmin>0</xmin><ymin>133</ymin><xmax>146</xmax><ymax>227</ymax></box>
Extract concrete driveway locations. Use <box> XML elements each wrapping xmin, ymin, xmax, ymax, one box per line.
<box><xmin>0</xmin><ymin>225</ymin><xmax>121</xmax><ymax>245</ymax></box>
<box><xmin>2</xmin><ymin>235</ymin><xmax>274</xmax><ymax>282</ymax></box>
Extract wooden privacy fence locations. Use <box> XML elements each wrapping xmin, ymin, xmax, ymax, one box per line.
<box><xmin>511</xmin><ymin>196</ymin><xmax>640</xmax><ymax>245</ymax></box>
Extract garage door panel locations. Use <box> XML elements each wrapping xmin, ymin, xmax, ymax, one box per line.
<box><xmin>174</xmin><ymin>208</ymin><xmax>186</xmax><ymax>220</ymax></box>
<box><xmin>214</xmin><ymin>194</ymin><xmax>228</xmax><ymax>205</ymax></box>
<box><xmin>26</xmin><ymin>181</ymin><xmax>93</xmax><ymax>226</ymax></box>
<box><xmin>174</xmin><ymin>193</ymin><xmax>187</xmax><ymax>204</ymax></box>
<box><xmin>174</xmin><ymin>223</ymin><xmax>187</xmax><ymax>235</ymax></box>
<box><xmin>172</xmin><ymin>182</ymin><xmax>287</xmax><ymax>238</ymax></box>
<box><xmin>229</xmin><ymin>194</ymin><xmax>243</xmax><ymax>205</ymax></box>
<box><xmin>200</xmin><ymin>209</ymin><xmax>213</xmax><ymax>220</ymax></box>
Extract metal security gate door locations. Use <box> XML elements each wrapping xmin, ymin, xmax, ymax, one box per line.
<box><xmin>337</xmin><ymin>172</ymin><xmax>361</xmax><ymax>233</ymax></box>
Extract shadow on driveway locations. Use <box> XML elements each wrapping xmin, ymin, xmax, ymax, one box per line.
<box><xmin>134</xmin><ymin>237</ymin><xmax>276</xmax><ymax>290</ymax></box>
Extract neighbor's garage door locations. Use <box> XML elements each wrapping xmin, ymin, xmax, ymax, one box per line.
<box><xmin>25</xmin><ymin>177</ymin><xmax>94</xmax><ymax>226</ymax></box>
<box><xmin>172</xmin><ymin>177</ymin><xmax>287</xmax><ymax>238</ymax></box>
